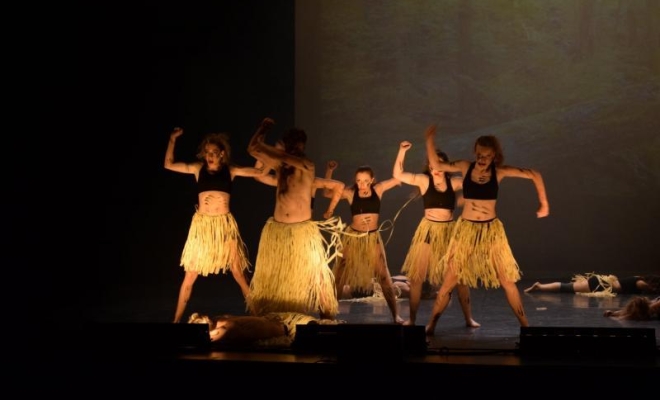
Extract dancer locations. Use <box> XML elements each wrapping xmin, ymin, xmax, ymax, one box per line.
<box><xmin>246</xmin><ymin>118</ymin><xmax>342</xmax><ymax>319</ymax></box>
<box><xmin>603</xmin><ymin>296</ymin><xmax>660</xmax><ymax>320</ymax></box>
<box><xmin>393</xmin><ymin>140</ymin><xmax>480</xmax><ymax>327</ymax></box>
<box><xmin>324</xmin><ymin>161</ymin><xmax>403</xmax><ymax>324</ymax></box>
<box><xmin>164</xmin><ymin>127</ymin><xmax>267</xmax><ymax>323</ymax></box>
<box><xmin>254</xmin><ymin>148</ymin><xmax>345</xmax><ymax>218</ymax></box>
<box><xmin>188</xmin><ymin>311</ymin><xmax>341</xmax><ymax>347</ymax></box>
<box><xmin>525</xmin><ymin>274</ymin><xmax>660</xmax><ymax>297</ymax></box>
<box><xmin>423</xmin><ymin>124</ymin><xmax>549</xmax><ymax>335</ymax></box>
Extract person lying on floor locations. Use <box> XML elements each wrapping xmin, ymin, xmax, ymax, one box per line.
<box><xmin>603</xmin><ymin>296</ymin><xmax>660</xmax><ymax>321</ymax></box>
<box><xmin>188</xmin><ymin>312</ymin><xmax>342</xmax><ymax>347</ymax></box>
<box><xmin>524</xmin><ymin>273</ymin><xmax>660</xmax><ymax>297</ymax></box>
<box><xmin>340</xmin><ymin>275</ymin><xmax>437</xmax><ymax>300</ymax></box>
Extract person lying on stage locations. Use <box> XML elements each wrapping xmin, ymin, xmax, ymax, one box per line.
<box><xmin>188</xmin><ymin>311</ymin><xmax>342</xmax><ymax>348</ymax></box>
<box><xmin>603</xmin><ymin>296</ymin><xmax>660</xmax><ymax>320</ymax></box>
<box><xmin>524</xmin><ymin>273</ymin><xmax>660</xmax><ymax>297</ymax></box>
<box><xmin>341</xmin><ymin>275</ymin><xmax>438</xmax><ymax>300</ymax></box>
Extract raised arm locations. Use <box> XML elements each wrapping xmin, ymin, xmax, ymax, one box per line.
<box><xmin>499</xmin><ymin>165</ymin><xmax>550</xmax><ymax>218</ymax></box>
<box><xmin>247</xmin><ymin>117</ymin><xmax>276</xmax><ymax>167</ymax></box>
<box><xmin>375</xmin><ymin>177</ymin><xmax>402</xmax><ymax>194</ymax></box>
<box><xmin>424</xmin><ymin>124</ymin><xmax>464</xmax><ymax>174</ymax></box>
<box><xmin>425</xmin><ymin>125</ymin><xmax>444</xmax><ymax>172</ymax></box>
<box><xmin>323</xmin><ymin>160</ymin><xmax>339</xmax><ymax>198</ymax></box>
<box><xmin>393</xmin><ymin>141</ymin><xmax>425</xmax><ymax>189</ymax></box>
<box><xmin>164</xmin><ymin>127</ymin><xmax>198</xmax><ymax>175</ymax></box>
<box><xmin>314</xmin><ymin>177</ymin><xmax>345</xmax><ymax>219</ymax></box>
<box><xmin>249</xmin><ymin>119</ymin><xmax>314</xmax><ymax>172</ymax></box>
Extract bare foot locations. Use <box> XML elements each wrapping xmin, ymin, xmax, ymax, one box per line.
<box><xmin>465</xmin><ymin>318</ymin><xmax>481</xmax><ymax>328</ymax></box>
<box><xmin>394</xmin><ymin>316</ymin><xmax>405</xmax><ymax>324</ymax></box>
<box><xmin>524</xmin><ymin>282</ymin><xmax>540</xmax><ymax>293</ymax></box>
<box><xmin>403</xmin><ymin>319</ymin><xmax>415</xmax><ymax>326</ymax></box>
<box><xmin>424</xmin><ymin>325</ymin><xmax>435</xmax><ymax>337</ymax></box>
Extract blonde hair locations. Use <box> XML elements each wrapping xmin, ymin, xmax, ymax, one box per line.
<box><xmin>188</xmin><ymin>312</ymin><xmax>213</xmax><ymax>328</ymax></box>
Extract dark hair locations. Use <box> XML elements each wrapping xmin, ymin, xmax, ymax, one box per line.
<box><xmin>281</xmin><ymin>128</ymin><xmax>307</xmax><ymax>154</ymax></box>
<box><xmin>423</xmin><ymin>150</ymin><xmax>449</xmax><ymax>174</ymax></box>
<box><xmin>642</xmin><ymin>275</ymin><xmax>660</xmax><ymax>294</ymax></box>
<box><xmin>278</xmin><ymin>128</ymin><xmax>308</xmax><ymax>194</ymax></box>
<box><xmin>416</xmin><ymin>150</ymin><xmax>451</xmax><ymax>198</ymax></box>
<box><xmin>621</xmin><ymin>296</ymin><xmax>652</xmax><ymax>320</ymax></box>
<box><xmin>351</xmin><ymin>165</ymin><xmax>375</xmax><ymax>190</ymax></box>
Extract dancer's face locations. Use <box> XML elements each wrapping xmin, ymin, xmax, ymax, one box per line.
<box><xmin>474</xmin><ymin>145</ymin><xmax>495</xmax><ymax>168</ymax></box>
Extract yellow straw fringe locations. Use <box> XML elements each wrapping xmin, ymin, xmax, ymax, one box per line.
<box><xmin>574</xmin><ymin>272</ymin><xmax>617</xmax><ymax>298</ymax></box>
<box><xmin>255</xmin><ymin>312</ymin><xmax>341</xmax><ymax>348</ymax></box>
<box><xmin>432</xmin><ymin>217</ymin><xmax>521</xmax><ymax>289</ymax></box>
<box><xmin>317</xmin><ymin>216</ymin><xmax>348</xmax><ymax>266</ymax></box>
<box><xmin>180</xmin><ymin>212</ymin><xmax>250</xmax><ymax>276</ymax></box>
<box><xmin>247</xmin><ymin>218</ymin><xmax>339</xmax><ymax>318</ymax></box>
<box><xmin>333</xmin><ymin>227</ymin><xmax>385</xmax><ymax>292</ymax></box>
<box><xmin>401</xmin><ymin>218</ymin><xmax>455</xmax><ymax>285</ymax></box>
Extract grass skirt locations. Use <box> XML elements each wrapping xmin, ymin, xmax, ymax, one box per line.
<box><xmin>255</xmin><ymin>312</ymin><xmax>341</xmax><ymax>348</ymax></box>
<box><xmin>247</xmin><ymin>218</ymin><xmax>339</xmax><ymax>317</ymax></box>
<box><xmin>432</xmin><ymin>217</ymin><xmax>521</xmax><ymax>289</ymax></box>
<box><xmin>401</xmin><ymin>218</ymin><xmax>455</xmax><ymax>285</ymax></box>
<box><xmin>334</xmin><ymin>227</ymin><xmax>385</xmax><ymax>293</ymax></box>
<box><xmin>180</xmin><ymin>212</ymin><xmax>250</xmax><ymax>276</ymax></box>
<box><xmin>573</xmin><ymin>272</ymin><xmax>616</xmax><ymax>297</ymax></box>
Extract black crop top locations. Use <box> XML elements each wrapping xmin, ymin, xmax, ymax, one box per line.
<box><xmin>197</xmin><ymin>166</ymin><xmax>232</xmax><ymax>194</ymax></box>
<box><xmin>462</xmin><ymin>162</ymin><xmax>498</xmax><ymax>200</ymax></box>
<box><xmin>423</xmin><ymin>172</ymin><xmax>455</xmax><ymax>210</ymax></box>
<box><xmin>350</xmin><ymin>188</ymin><xmax>380</xmax><ymax>215</ymax></box>
<box><xmin>619</xmin><ymin>276</ymin><xmax>642</xmax><ymax>294</ymax></box>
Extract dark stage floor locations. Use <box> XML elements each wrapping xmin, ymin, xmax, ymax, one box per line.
<box><xmin>44</xmin><ymin>276</ymin><xmax>659</xmax><ymax>393</ymax></box>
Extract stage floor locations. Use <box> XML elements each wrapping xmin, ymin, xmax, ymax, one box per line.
<box><xmin>46</xmin><ymin>277</ymin><xmax>659</xmax><ymax>392</ymax></box>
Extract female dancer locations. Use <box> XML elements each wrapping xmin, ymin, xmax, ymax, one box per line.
<box><xmin>325</xmin><ymin>161</ymin><xmax>403</xmax><ymax>324</ymax></box>
<box><xmin>393</xmin><ymin>140</ymin><xmax>479</xmax><ymax>327</ymax></box>
<box><xmin>423</xmin><ymin>124</ymin><xmax>549</xmax><ymax>335</ymax></box>
<box><xmin>165</xmin><ymin>127</ymin><xmax>266</xmax><ymax>323</ymax></box>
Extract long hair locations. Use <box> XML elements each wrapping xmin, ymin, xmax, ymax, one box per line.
<box><xmin>620</xmin><ymin>296</ymin><xmax>652</xmax><ymax>320</ymax></box>
<box><xmin>278</xmin><ymin>128</ymin><xmax>308</xmax><ymax>194</ymax></box>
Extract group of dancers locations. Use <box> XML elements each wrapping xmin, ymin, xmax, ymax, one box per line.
<box><xmin>164</xmin><ymin>118</ymin><xmax>657</xmax><ymax>346</ymax></box>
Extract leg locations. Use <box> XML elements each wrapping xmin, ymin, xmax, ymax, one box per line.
<box><xmin>174</xmin><ymin>271</ymin><xmax>198</xmax><ymax>323</ymax></box>
<box><xmin>228</xmin><ymin>239</ymin><xmax>250</xmax><ymax>298</ymax></box>
<box><xmin>425</xmin><ymin>269</ymin><xmax>458</xmax><ymax>336</ymax></box>
<box><xmin>405</xmin><ymin>244</ymin><xmax>429</xmax><ymax>326</ymax></box>
<box><xmin>570</xmin><ymin>278</ymin><xmax>592</xmax><ymax>293</ymax></box>
<box><xmin>319</xmin><ymin>275</ymin><xmax>340</xmax><ymax>320</ymax></box>
<box><xmin>375</xmin><ymin>250</ymin><xmax>403</xmax><ymax>324</ymax></box>
<box><xmin>231</xmin><ymin>259</ymin><xmax>250</xmax><ymax>299</ymax></box>
<box><xmin>230</xmin><ymin>264</ymin><xmax>250</xmax><ymax>299</ymax></box>
<box><xmin>456</xmin><ymin>284</ymin><xmax>480</xmax><ymax>327</ymax></box>
<box><xmin>524</xmin><ymin>281</ymin><xmax>561</xmax><ymax>293</ymax></box>
<box><xmin>333</xmin><ymin>257</ymin><xmax>346</xmax><ymax>299</ymax></box>
<box><xmin>500</xmin><ymin>279</ymin><xmax>529</xmax><ymax>327</ymax></box>
<box><xmin>405</xmin><ymin>278</ymin><xmax>424</xmax><ymax>325</ymax></box>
